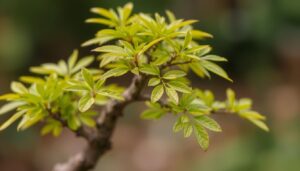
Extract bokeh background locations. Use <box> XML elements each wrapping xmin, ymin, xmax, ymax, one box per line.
<box><xmin>0</xmin><ymin>0</ymin><xmax>300</xmax><ymax>171</ymax></box>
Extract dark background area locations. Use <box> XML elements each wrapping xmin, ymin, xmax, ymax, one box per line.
<box><xmin>0</xmin><ymin>0</ymin><xmax>299</xmax><ymax>170</ymax></box>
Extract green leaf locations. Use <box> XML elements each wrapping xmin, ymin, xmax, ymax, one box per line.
<box><xmin>30</xmin><ymin>66</ymin><xmax>54</xmax><ymax>75</ymax></box>
<box><xmin>194</xmin><ymin>116</ymin><xmax>222</xmax><ymax>132</ymax></box>
<box><xmin>78</xmin><ymin>94</ymin><xmax>95</xmax><ymax>112</ymax></box>
<box><xmin>41</xmin><ymin>119</ymin><xmax>62</xmax><ymax>136</ymax></box>
<box><xmin>141</xmin><ymin>109</ymin><xmax>163</xmax><ymax>119</ymax></box>
<box><xmin>148</xmin><ymin>78</ymin><xmax>161</xmax><ymax>86</ymax></box>
<box><xmin>248</xmin><ymin>118</ymin><xmax>269</xmax><ymax>132</ymax></box>
<box><xmin>102</xmin><ymin>67</ymin><xmax>129</xmax><ymax>79</ymax></box>
<box><xmin>179</xmin><ymin>93</ymin><xmax>196</xmax><ymax>107</ymax></box>
<box><xmin>197</xmin><ymin>46</ymin><xmax>212</xmax><ymax>56</ymax></box>
<box><xmin>169</xmin><ymin>20</ymin><xmax>198</xmax><ymax>32</ymax></box>
<box><xmin>68</xmin><ymin>115</ymin><xmax>81</xmax><ymax>130</ymax></box>
<box><xmin>173</xmin><ymin>118</ymin><xmax>184</xmax><ymax>132</ymax></box>
<box><xmin>96</xmin><ymin>89</ymin><xmax>124</xmax><ymax>100</ymax></box>
<box><xmin>0</xmin><ymin>93</ymin><xmax>20</xmax><ymax>101</ymax></box>
<box><xmin>194</xmin><ymin>124</ymin><xmax>209</xmax><ymax>150</ymax></box>
<box><xmin>183</xmin><ymin>31</ymin><xmax>192</xmax><ymax>49</ymax></box>
<box><xmin>191</xmin><ymin>30</ymin><xmax>213</xmax><ymax>39</ymax></box>
<box><xmin>201</xmin><ymin>55</ymin><xmax>227</xmax><ymax>62</ymax></box>
<box><xmin>167</xmin><ymin>81</ymin><xmax>192</xmax><ymax>93</ymax></box>
<box><xmin>95</xmin><ymin>79</ymin><xmax>105</xmax><ymax>90</ymax></box>
<box><xmin>11</xmin><ymin>82</ymin><xmax>28</xmax><ymax>94</ymax></box>
<box><xmin>86</xmin><ymin>18</ymin><xmax>116</xmax><ymax>27</ymax></box>
<box><xmin>41</xmin><ymin>124</ymin><xmax>54</xmax><ymax>136</ymax></box>
<box><xmin>0</xmin><ymin>110</ymin><xmax>26</xmax><ymax>131</ymax></box>
<box><xmin>139</xmin><ymin>64</ymin><xmax>160</xmax><ymax>76</ymax></box>
<box><xmin>53</xmin><ymin>125</ymin><xmax>63</xmax><ymax>136</ymax></box>
<box><xmin>190</xmin><ymin>62</ymin><xmax>207</xmax><ymax>78</ymax></box>
<box><xmin>120</xmin><ymin>2</ymin><xmax>133</xmax><ymax>22</ymax></box>
<box><xmin>186</xmin><ymin>45</ymin><xmax>210</xmax><ymax>54</ymax></box>
<box><xmin>131</xmin><ymin>67</ymin><xmax>139</xmax><ymax>75</ymax></box>
<box><xmin>204</xmin><ymin>90</ymin><xmax>214</xmax><ymax>106</ymax></box>
<box><xmin>138</xmin><ymin>37</ymin><xmax>166</xmax><ymax>56</ymax></box>
<box><xmin>185</xmin><ymin>54</ymin><xmax>200</xmax><ymax>60</ymax></box>
<box><xmin>68</xmin><ymin>50</ymin><xmax>78</xmax><ymax>71</ymax></box>
<box><xmin>58</xmin><ymin>60</ymin><xmax>68</xmax><ymax>75</ymax></box>
<box><xmin>90</xmin><ymin>7</ymin><xmax>117</xmax><ymax>21</ymax></box>
<box><xmin>166</xmin><ymin>10</ymin><xmax>176</xmax><ymax>22</ymax></box>
<box><xmin>99</xmin><ymin>53</ymin><xmax>120</xmax><ymax>67</ymax></box>
<box><xmin>82</xmin><ymin>68</ymin><xmax>94</xmax><ymax>89</ymax></box>
<box><xmin>72</xmin><ymin>56</ymin><xmax>94</xmax><ymax>74</ymax></box>
<box><xmin>17</xmin><ymin>109</ymin><xmax>45</xmax><ymax>130</ymax></box>
<box><xmin>151</xmin><ymin>85</ymin><xmax>164</xmax><ymax>102</ymax></box>
<box><xmin>237</xmin><ymin>98</ymin><xmax>252</xmax><ymax>111</ymax></box>
<box><xmin>226</xmin><ymin>88</ymin><xmax>235</xmax><ymax>109</ymax></box>
<box><xmin>19</xmin><ymin>76</ymin><xmax>45</xmax><ymax>84</ymax></box>
<box><xmin>152</xmin><ymin>54</ymin><xmax>170</xmax><ymax>66</ymax></box>
<box><xmin>65</xmin><ymin>84</ymin><xmax>89</xmax><ymax>92</ymax></box>
<box><xmin>180</xmin><ymin>115</ymin><xmax>190</xmax><ymax>123</ymax></box>
<box><xmin>201</xmin><ymin>61</ymin><xmax>232</xmax><ymax>81</ymax></box>
<box><xmin>183</xmin><ymin>124</ymin><xmax>193</xmax><ymax>137</ymax></box>
<box><xmin>93</xmin><ymin>45</ymin><xmax>126</xmax><ymax>55</ymax></box>
<box><xmin>163</xmin><ymin>70</ymin><xmax>186</xmax><ymax>80</ymax></box>
<box><xmin>165</xmin><ymin>87</ymin><xmax>178</xmax><ymax>104</ymax></box>
<box><xmin>239</xmin><ymin>110</ymin><xmax>266</xmax><ymax>120</ymax></box>
<box><xmin>0</xmin><ymin>101</ymin><xmax>25</xmax><ymax>115</ymax></box>
<box><xmin>79</xmin><ymin>115</ymin><xmax>96</xmax><ymax>127</ymax></box>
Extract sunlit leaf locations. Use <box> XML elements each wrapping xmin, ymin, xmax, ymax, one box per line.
<box><xmin>82</xmin><ymin>68</ymin><xmax>94</xmax><ymax>89</ymax></box>
<box><xmin>0</xmin><ymin>101</ymin><xmax>25</xmax><ymax>115</ymax></box>
<box><xmin>148</xmin><ymin>78</ymin><xmax>161</xmax><ymax>86</ymax></box>
<box><xmin>165</xmin><ymin>87</ymin><xmax>178</xmax><ymax>104</ymax></box>
<box><xmin>151</xmin><ymin>85</ymin><xmax>164</xmax><ymax>103</ymax></box>
<box><xmin>0</xmin><ymin>110</ymin><xmax>26</xmax><ymax>131</ymax></box>
<box><xmin>163</xmin><ymin>70</ymin><xmax>186</xmax><ymax>80</ymax></box>
<box><xmin>78</xmin><ymin>94</ymin><xmax>95</xmax><ymax>112</ymax></box>
<box><xmin>201</xmin><ymin>60</ymin><xmax>232</xmax><ymax>81</ymax></box>
<box><xmin>194</xmin><ymin>116</ymin><xmax>222</xmax><ymax>132</ymax></box>
<box><xmin>167</xmin><ymin>81</ymin><xmax>191</xmax><ymax>93</ymax></box>
<box><xmin>194</xmin><ymin>124</ymin><xmax>209</xmax><ymax>150</ymax></box>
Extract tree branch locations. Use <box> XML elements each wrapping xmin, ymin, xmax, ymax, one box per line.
<box><xmin>52</xmin><ymin>75</ymin><xmax>146</xmax><ymax>171</ymax></box>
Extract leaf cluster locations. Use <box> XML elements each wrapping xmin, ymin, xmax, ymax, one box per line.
<box><xmin>0</xmin><ymin>3</ymin><xmax>268</xmax><ymax>150</ymax></box>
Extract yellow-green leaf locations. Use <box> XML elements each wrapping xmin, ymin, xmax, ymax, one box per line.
<box><xmin>151</xmin><ymin>85</ymin><xmax>164</xmax><ymax>103</ymax></box>
<box><xmin>148</xmin><ymin>78</ymin><xmax>161</xmax><ymax>86</ymax></box>
<box><xmin>167</xmin><ymin>81</ymin><xmax>191</xmax><ymax>93</ymax></box>
<box><xmin>201</xmin><ymin>60</ymin><xmax>232</xmax><ymax>81</ymax></box>
<box><xmin>165</xmin><ymin>87</ymin><xmax>178</xmax><ymax>104</ymax></box>
<box><xmin>0</xmin><ymin>110</ymin><xmax>25</xmax><ymax>131</ymax></box>
<box><xmin>0</xmin><ymin>101</ymin><xmax>25</xmax><ymax>115</ymax></box>
<box><xmin>11</xmin><ymin>82</ymin><xmax>28</xmax><ymax>94</ymax></box>
<box><xmin>195</xmin><ymin>116</ymin><xmax>222</xmax><ymax>132</ymax></box>
<box><xmin>82</xmin><ymin>68</ymin><xmax>94</xmax><ymax>89</ymax></box>
<box><xmin>78</xmin><ymin>94</ymin><xmax>95</xmax><ymax>112</ymax></box>
<box><xmin>194</xmin><ymin>124</ymin><xmax>209</xmax><ymax>150</ymax></box>
<box><xmin>163</xmin><ymin>70</ymin><xmax>186</xmax><ymax>80</ymax></box>
<box><xmin>248</xmin><ymin>118</ymin><xmax>269</xmax><ymax>132</ymax></box>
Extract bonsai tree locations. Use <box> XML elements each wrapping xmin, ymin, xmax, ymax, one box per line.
<box><xmin>0</xmin><ymin>3</ymin><xmax>268</xmax><ymax>171</ymax></box>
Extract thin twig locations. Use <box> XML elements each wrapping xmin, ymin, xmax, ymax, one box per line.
<box><xmin>52</xmin><ymin>75</ymin><xmax>146</xmax><ymax>171</ymax></box>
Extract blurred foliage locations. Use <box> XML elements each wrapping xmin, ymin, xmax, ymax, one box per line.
<box><xmin>190</xmin><ymin>118</ymin><xmax>300</xmax><ymax>171</ymax></box>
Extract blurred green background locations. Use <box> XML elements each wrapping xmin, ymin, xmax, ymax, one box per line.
<box><xmin>0</xmin><ymin>0</ymin><xmax>300</xmax><ymax>171</ymax></box>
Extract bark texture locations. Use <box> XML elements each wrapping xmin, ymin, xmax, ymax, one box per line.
<box><xmin>53</xmin><ymin>75</ymin><xmax>146</xmax><ymax>171</ymax></box>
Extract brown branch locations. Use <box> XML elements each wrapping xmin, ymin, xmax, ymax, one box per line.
<box><xmin>52</xmin><ymin>75</ymin><xmax>146</xmax><ymax>171</ymax></box>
